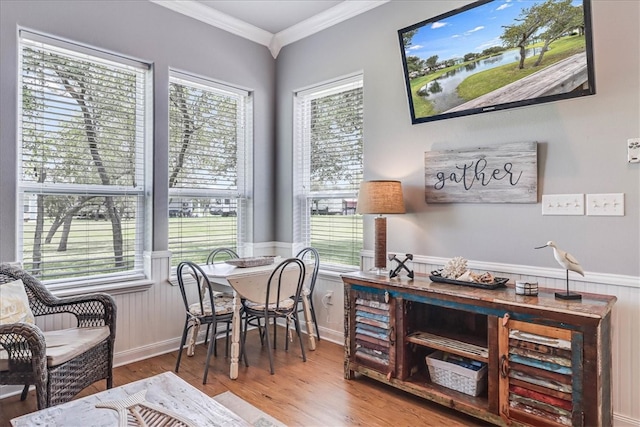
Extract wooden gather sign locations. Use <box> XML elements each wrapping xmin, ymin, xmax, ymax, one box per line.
<box><xmin>424</xmin><ymin>141</ymin><xmax>537</xmax><ymax>203</ymax></box>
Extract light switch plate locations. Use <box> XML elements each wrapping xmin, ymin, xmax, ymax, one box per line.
<box><xmin>586</xmin><ymin>193</ymin><xmax>625</xmax><ymax>216</ymax></box>
<box><xmin>541</xmin><ymin>194</ymin><xmax>585</xmax><ymax>215</ymax></box>
<box><xmin>628</xmin><ymin>138</ymin><xmax>640</xmax><ymax>163</ymax></box>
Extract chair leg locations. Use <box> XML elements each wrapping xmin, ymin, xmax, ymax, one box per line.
<box><xmin>35</xmin><ymin>384</ymin><xmax>47</xmax><ymax>411</ymax></box>
<box><xmin>294</xmin><ymin>312</ymin><xmax>307</xmax><ymax>362</ymax></box>
<box><xmin>240</xmin><ymin>314</ymin><xmax>249</xmax><ymax>367</ymax></box>
<box><xmin>246</xmin><ymin>314</ymin><xmax>266</xmax><ymax>346</ymax></box>
<box><xmin>203</xmin><ymin>320</ymin><xmax>217</xmax><ymax>384</ymax></box>
<box><xmin>257</xmin><ymin>317</ymin><xmax>265</xmax><ymax>346</ymax></box>
<box><xmin>20</xmin><ymin>384</ymin><xmax>29</xmax><ymax>401</ymax></box>
<box><xmin>213</xmin><ymin>326</ymin><xmax>218</xmax><ymax>357</ymax></box>
<box><xmin>310</xmin><ymin>299</ymin><xmax>321</xmax><ymax>341</ymax></box>
<box><xmin>273</xmin><ymin>318</ymin><xmax>277</xmax><ymax>349</ymax></box>
<box><xmin>204</xmin><ymin>324</ymin><xmax>211</xmax><ymax>345</ymax></box>
<box><xmin>285</xmin><ymin>316</ymin><xmax>290</xmax><ymax>351</ymax></box>
<box><xmin>264</xmin><ymin>316</ymin><xmax>275</xmax><ymax>375</ymax></box>
<box><xmin>175</xmin><ymin>320</ymin><xmax>190</xmax><ymax>372</ymax></box>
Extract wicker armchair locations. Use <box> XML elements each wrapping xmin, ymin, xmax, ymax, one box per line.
<box><xmin>0</xmin><ymin>263</ymin><xmax>116</xmax><ymax>410</ymax></box>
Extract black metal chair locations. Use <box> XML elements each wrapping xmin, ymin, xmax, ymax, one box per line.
<box><xmin>205</xmin><ymin>247</ymin><xmax>238</xmax><ymax>355</ymax></box>
<box><xmin>293</xmin><ymin>247</ymin><xmax>320</xmax><ymax>341</ymax></box>
<box><xmin>237</xmin><ymin>258</ymin><xmax>307</xmax><ymax>374</ymax></box>
<box><xmin>0</xmin><ymin>263</ymin><xmax>116</xmax><ymax>409</ymax></box>
<box><xmin>174</xmin><ymin>261</ymin><xmax>235</xmax><ymax>384</ymax></box>
<box><xmin>206</xmin><ymin>247</ymin><xmax>239</xmax><ymax>265</ymax></box>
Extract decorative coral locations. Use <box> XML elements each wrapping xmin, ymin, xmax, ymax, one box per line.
<box><xmin>441</xmin><ymin>256</ymin><xmax>468</xmax><ymax>279</ymax></box>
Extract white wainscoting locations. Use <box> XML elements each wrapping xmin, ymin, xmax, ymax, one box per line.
<box><xmin>2</xmin><ymin>249</ymin><xmax>638</xmax><ymax>427</ymax></box>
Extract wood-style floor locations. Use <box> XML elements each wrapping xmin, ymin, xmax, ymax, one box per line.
<box><xmin>1</xmin><ymin>329</ymin><xmax>489</xmax><ymax>426</ymax></box>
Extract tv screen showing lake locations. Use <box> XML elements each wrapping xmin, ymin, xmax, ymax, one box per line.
<box><xmin>398</xmin><ymin>0</ymin><xmax>595</xmax><ymax>124</ymax></box>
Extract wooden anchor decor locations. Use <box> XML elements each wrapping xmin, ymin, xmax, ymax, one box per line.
<box><xmin>388</xmin><ymin>253</ymin><xmax>414</xmax><ymax>279</ymax></box>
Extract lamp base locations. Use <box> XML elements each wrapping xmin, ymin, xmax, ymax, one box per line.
<box><xmin>373</xmin><ymin>216</ymin><xmax>387</xmax><ymax>272</ymax></box>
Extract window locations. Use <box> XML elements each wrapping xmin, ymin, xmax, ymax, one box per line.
<box><xmin>293</xmin><ymin>74</ymin><xmax>364</xmax><ymax>268</ymax></box>
<box><xmin>18</xmin><ymin>31</ymin><xmax>150</xmax><ymax>282</ymax></box>
<box><xmin>168</xmin><ymin>72</ymin><xmax>252</xmax><ymax>266</ymax></box>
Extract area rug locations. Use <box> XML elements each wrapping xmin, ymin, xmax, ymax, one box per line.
<box><xmin>213</xmin><ymin>391</ymin><xmax>286</xmax><ymax>427</ymax></box>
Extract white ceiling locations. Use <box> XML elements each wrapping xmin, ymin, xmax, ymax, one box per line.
<box><xmin>197</xmin><ymin>0</ymin><xmax>344</xmax><ymax>34</ymax></box>
<box><xmin>150</xmin><ymin>0</ymin><xmax>389</xmax><ymax>57</ymax></box>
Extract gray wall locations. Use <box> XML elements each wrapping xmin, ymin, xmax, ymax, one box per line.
<box><xmin>0</xmin><ymin>0</ymin><xmax>276</xmax><ymax>261</ymax></box>
<box><xmin>275</xmin><ymin>0</ymin><xmax>640</xmax><ymax>276</ymax></box>
<box><xmin>1</xmin><ymin>0</ymin><xmax>638</xmax><ymax>274</ymax></box>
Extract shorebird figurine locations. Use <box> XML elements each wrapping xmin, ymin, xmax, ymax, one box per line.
<box><xmin>535</xmin><ymin>241</ymin><xmax>583</xmax><ymax>300</ymax></box>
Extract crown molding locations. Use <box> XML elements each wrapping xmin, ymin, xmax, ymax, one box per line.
<box><xmin>149</xmin><ymin>0</ymin><xmax>273</xmax><ymax>47</ymax></box>
<box><xmin>274</xmin><ymin>1</ymin><xmax>389</xmax><ymax>53</ymax></box>
<box><xmin>150</xmin><ymin>0</ymin><xmax>389</xmax><ymax>58</ymax></box>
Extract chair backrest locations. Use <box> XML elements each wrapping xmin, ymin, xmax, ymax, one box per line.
<box><xmin>265</xmin><ymin>258</ymin><xmax>306</xmax><ymax>309</ymax></box>
<box><xmin>176</xmin><ymin>261</ymin><xmax>216</xmax><ymax>316</ymax></box>
<box><xmin>296</xmin><ymin>247</ymin><xmax>319</xmax><ymax>293</ymax></box>
<box><xmin>206</xmin><ymin>248</ymin><xmax>239</xmax><ymax>264</ymax></box>
<box><xmin>0</xmin><ymin>263</ymin><xmax>56</xmax><ymax>316</ymax></box>
<box><xmin>227</xmin><ymin>258</ymin><xmax>307</xmax><ymax>310</ymax></box>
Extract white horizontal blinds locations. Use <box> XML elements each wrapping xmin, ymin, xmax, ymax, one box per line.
<box><xmin>168</xmin><ymin>72</ymin><xmax>250</xmax><ymax>266</ymax></box>
<box><xmin>308</xmin><ymin>81</ymin><xmax>363</xmax><ymax>193</ymax></box>
<box><xmin>166</xmin><ymin>197</ymin><xmax>239</xmax><ymax>264</ymax></box>
<box><xmin>294</xmin><ymin>75</ymin><xmax>364</xmax><ymax>267</ymax></box>
<box><xmin>19</xmin><ymin>32</ymin><xmax>148</xmax><ymax>281</ymax></box>
<box><xmin>168</xmin><ymin>76</ymin><xmax>240</xmax><ymax>191</ymax></box>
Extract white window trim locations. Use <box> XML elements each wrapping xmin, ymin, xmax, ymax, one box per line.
<box><xmin>17</xmin><ymin>29</ymin><xmax>152</xmax><ymax>289</ymax></box>
<box><xmin>293</xmin><ymin>73</ymin><xmax>364</xmax><ymax>270</ymax></box>
<box><xmin>167</xmin><ymin>69</ymin><xmax>254</xmax><ymax>268</ymax></box>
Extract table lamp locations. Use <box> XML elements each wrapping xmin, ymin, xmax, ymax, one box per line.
<box><xmin>356</xmin><ymin>180</ymin><xmax>406</xmax><ymax>274</ymax></box>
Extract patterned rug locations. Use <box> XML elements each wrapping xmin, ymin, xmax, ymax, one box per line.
<box><xmin>213</xmin><ymin>391</ymin><xmax>286</xmax><ymax>427</ymax></box>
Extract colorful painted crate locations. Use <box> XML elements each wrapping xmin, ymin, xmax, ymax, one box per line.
<box><xmin>500</xmin><ymin>317</ymin><xmax>578</xmax><ymax>427</ymax></box>
<box><xmin>354</xmin><ymin>292</ymin><xmax>392</xmax><ymax>371</ymax></box>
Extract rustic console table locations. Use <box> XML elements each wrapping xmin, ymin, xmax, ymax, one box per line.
<box><xmin>342</xmin><ymin>271</ymin><xmax>616</xmax><ymax>426</ymax></box>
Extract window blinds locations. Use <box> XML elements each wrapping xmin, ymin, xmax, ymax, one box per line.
<box><xmin>293</xmin><ymin>75</ymin><xmax>364</xmax><ymax>267</ymax></box>
<box><xmin>18</xmin><ymin>31</ymin><xmax>149</xmax><ymax>281</ymax></box>
<box><xmin>168</xmin><ymin>72</ymin><xmax>252</xmax><ymax>266</ymax></box>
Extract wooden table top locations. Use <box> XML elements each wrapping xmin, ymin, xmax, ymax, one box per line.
<box><xmin>342</xmin><ymin>271</ymin><xmax>616</xmax><ymax>320</ymax></box>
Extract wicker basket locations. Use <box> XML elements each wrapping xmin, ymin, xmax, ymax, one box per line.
<box><xmin>426</xmin><ymin>350</ymin><xmax>487</xmax><ymax>396</ymax></box>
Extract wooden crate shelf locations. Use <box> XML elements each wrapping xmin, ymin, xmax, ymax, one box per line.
<box><xmin>406</xmin><ymin>331</ymin><xmax>489</xmax><ymax>362</ymax></box>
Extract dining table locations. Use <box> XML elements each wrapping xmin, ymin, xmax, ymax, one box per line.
<box><xmin>198</xmin><ymin>257</ymin><xmax>317</xmax><ymax>379</ymax></box>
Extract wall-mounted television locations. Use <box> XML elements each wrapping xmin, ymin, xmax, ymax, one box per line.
<box><xmin>398</xmin><ymin>0</ymin><xmax>596</xmax><ymax>124</ymax></box>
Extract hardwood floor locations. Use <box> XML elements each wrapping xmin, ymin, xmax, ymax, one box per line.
<box><xmin>0</xmin><ymin>329</ymin><xmax>489</xmax><ymax>426</ymax></box>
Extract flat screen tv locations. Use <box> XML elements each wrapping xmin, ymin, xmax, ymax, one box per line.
<box><xmin>398</xmin><ymin>0</ymin><xmax>596</xmax><ymax>124</ymax></box>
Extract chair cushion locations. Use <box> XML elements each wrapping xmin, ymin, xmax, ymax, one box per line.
<box><xmin>0</xmin><ymin>326</ymin><xmax>110</xmax><ymax>371</ymax></box>
<box><xmin>188</xmin><ymin>294</ymin><xmax>234</xmax><ymax>317</ymax></box>
<box><xmin>0</xmin><ymin>279</ymin><xmax>35</xmax><ymax>325</ymax></box>
<box><xmin>42</xmin><ymin>326</ymin><xmax>110</xmax><ymax>366</ymax></box>
<box><xmin>244</xmin><ymin>298</ymin><xmax>295</xmax><ymax>311</ymax></box>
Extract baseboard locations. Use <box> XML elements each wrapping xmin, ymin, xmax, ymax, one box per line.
<box><xmin>113</xmin><ymin>337</ymin><xmax>183</xmax><ymax>368</ymax></box>
<box><xmin>614</xmin><ymin>414</ymin><xmax>640</xmax><ymax>427</ymax></box>
<box><xmin>0</xmin><ymin>385</ymin><xmax>24</xmax><ymax>401</ymax></box>
<box><xmin>315</xmin><ymin>325</ymin><xmax>344</xmax><ymax>346</ymax></box>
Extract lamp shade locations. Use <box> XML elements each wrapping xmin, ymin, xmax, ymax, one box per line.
<box><xmin>356</xmin><ymin>180</ymin><xmax>405</xmax><ymax>215</ymax></box>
